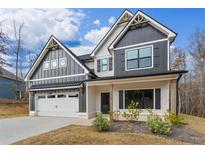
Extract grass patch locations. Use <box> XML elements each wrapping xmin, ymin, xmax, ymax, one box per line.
<box><xmin>0</xmin><ymin>103</ymin><xmax>28</xmax><ymax>119</ymax></box>
<box><xmin>181</xmin><ymin>114</ymin><xmax>205</xmax><ymax>134</ymax></box>
<box><xmin>13</xmin><ymin>125</ymin><xmax>185</xmax><ymax>145</ymax></box>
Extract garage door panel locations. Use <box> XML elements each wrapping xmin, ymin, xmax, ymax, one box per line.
<box><xmin>36</xmin><ymin>92</ymin><xmax>79</xmax><ymax>117</ymax></box>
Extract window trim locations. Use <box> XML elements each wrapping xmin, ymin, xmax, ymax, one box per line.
<box><xmin>43</xmin><ymin>61</ymin><xmax>50</xmax><ymax>70</ymax></box>
<box><xmin>51</xmin><ymin>59</ymin><xmax>58</xmax><ymax>69</ymax></box>
<box><xmin>125</xmin><ymin>45</ymin><xmax>154</xmax><ymax>71</ymax></box>
<box><xmin>120</xmin><ymin>88</ymin><xmax>161</xmax><ymax>110</ymax></box>
<box><xmin>59</xmin><ymin>57</ymin><xmax>67</xmax><ymax>68</ymax></box>
<box><xmin>100</xmin><ymin>58</ymin><xmax>109</xmax><ymax>72</ymax></box>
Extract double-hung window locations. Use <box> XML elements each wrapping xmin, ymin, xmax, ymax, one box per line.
<box><xmin>101</xmin><ymin>58</ymin><xmax>109</xmax><ymax>72</ymax></box>
<box><xmin>126</xmin><ymin>46</ymin><xmax>152</xmax><ymax>70</ymax></box>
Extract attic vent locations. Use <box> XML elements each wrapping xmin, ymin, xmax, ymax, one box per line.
<box><xmin>129</xmin><ymin>14</ymin><xmax>149</xmax><ymax>28</ymax></box>
<box><xmin>118</xmin><ymin>12</ymin><xmax>132</xmax><ymax>25</ymax></box>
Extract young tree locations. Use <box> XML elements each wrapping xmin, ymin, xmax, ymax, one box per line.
<box><xmin>12</xmin><ymin>20</ymin><xmax>24</xmax><ymax>81</ymax></box>
<box><xmin>9</xmin><ymin>20</ymin><xmax>24</xmax><ymax>100</ymax></box>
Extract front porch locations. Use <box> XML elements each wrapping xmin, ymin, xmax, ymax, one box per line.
<box><xmin>86</xmin><ymin>74</ymin><xmax>180</xmax><ymax>120</ymax></box>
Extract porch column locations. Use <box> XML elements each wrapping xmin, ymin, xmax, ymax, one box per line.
<box><xmin>170</xmin><ymin>79</ymin><xmax>177</xmax><ymax>114</ymax></box>
<box><xmin>109</xmin><ymin>84</ymin><xmax>113</xmax><ymax>120</ymax></box>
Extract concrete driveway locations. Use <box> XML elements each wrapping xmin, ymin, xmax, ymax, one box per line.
<box><xmin>0</xmin><ymin>116</ymin><xmax>89</xmax><ymax>145</ymax></box>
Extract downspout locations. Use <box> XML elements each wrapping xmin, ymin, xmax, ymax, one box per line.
<box><xmin>176</xmin><ymin>74</ymin><xmax>182</xmax><ymax>115</ymax></box>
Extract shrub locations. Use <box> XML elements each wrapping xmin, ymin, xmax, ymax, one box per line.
<box><xmin>122</xmin><ymin>101</ymin><xmax>142</xmax><ymax>122</ymax></box>
<box><xmin>147</xmin><ymin>111</ymin><xmax>171</xmax><ymax>135</ymax></box>
<box><xmin>165</xmin><ymin>110</ymin><xmax>184</xmax><ymax>126</ymax></box>
<box><xmin>92</xmin><ymin>113</ymin><xmax>110</xmax><ymax>131</ymax></box>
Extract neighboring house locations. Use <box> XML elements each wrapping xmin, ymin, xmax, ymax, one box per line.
<box><xmin>24</xmin><ymin>10</ymin><xmax>187</xmax><ymax>120</ymax></box>
<box><xmin>0</xmin><ymin>67</ymin><xmax>25</xmax><ymax>99</ymax></box>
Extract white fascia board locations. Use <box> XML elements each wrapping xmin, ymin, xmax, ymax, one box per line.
<box><xmin>24</xmin><ymin>37</ymin><xmax>53</xmax><ymax>81</ymax></box>
<box><xmin>25</xmin><ymin>36</ymin><xmax>89</xmax><ymax>81</ymax></box>
<box><xmin>91</xmin><ymin>10</ymin><xmax>133</xmax><ymax>57</ymax></box>
<box><xmin>137</xmin><ymin>11</ymin><xmax>176</xmax><ymax>38</ymax></box>
<box><xmin>87</xmin><ymin>74</ymin><xmax>179</xmax><ymax>86</ymax></box>
<box><xmin>28</xmin><ymin>85</ymin><xmax>82</xmax><ymax>92</ymax></box>
<box><xmin>29</xmin><ymin>73</ymin><xmax>85</xmax><ymax>82</ymax></box>
<box><xmin>109</xmin><ymin>11</ymin><xmax>176</xmax><ymax>50</ymax></box>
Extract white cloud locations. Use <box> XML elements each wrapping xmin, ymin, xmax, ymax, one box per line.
<box><xmin>84</xmin><ymin>27</ymin><xmax>110</xmax><ymax>45</ymax></box>
<box><xmin>0</xmin><ymin>9</ymin><xmax>85</xmax><ymax>50</ymax></box>
<box><xmin>93</xmin><ymin>19</ymin><xmax>100</xmax><ymax>25</ymax></box>
<box><xmin>108</xmin><ymin>16</ymin><xmax>116</xmax><ymax>25</ymax></box>
<box><xmin>70</xmin><ymin>45</ymin><xmax>94</xmax><ymax>56</ymax></box>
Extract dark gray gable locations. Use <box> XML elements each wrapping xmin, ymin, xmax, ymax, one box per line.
<box><xmin>115</xmin><ymin>24</ymin><xmax>167</xmax><ymax>48</ymax></box>
<box><xmin>28</xmin><ymin>38</ymin><xmax>88</xmax><ymax>87</ymax></box>
<box><xmin>30</xmin><ymin>47</ymin><xmax>85</xmax><ymax>80</ymax></box>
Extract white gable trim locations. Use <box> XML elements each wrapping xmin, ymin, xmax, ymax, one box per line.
<box><xmin>109</xmin><ymin>11</ymin><xmax>176</xmax><ymax>50</ymax></box>
<box><xmin>24</xmin><ymin>36</ymin><xmax>89</xmax><ymax>81</ymax></box>
<box><xmin>91</xmin><ymin>10</ymin><xmax>133</xmax><ymax>57</ymax></box>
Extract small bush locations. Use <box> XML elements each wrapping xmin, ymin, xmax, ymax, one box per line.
<box><xmin>122</xmin><ymin>101</ymin><xmax>142</xmax><ymax>122</ymax></box>
<box><xmin>147</xmin><ymin>111</ymin><xmax>171</xmax><ymax>135</ymax></box>
<box><xmin>165</xmin><ymin>110</ymin><xmax>184</xmax><ymax>126</ymax></box>
<box><xmin>112</xmin><ymin>110</ymin><xmax>121</xmax><ymax>121</ymax></box>
<box><xmin>92</xmin><ymin>113</ymin><xmax>110</xmax><ymax>131</ymax></box>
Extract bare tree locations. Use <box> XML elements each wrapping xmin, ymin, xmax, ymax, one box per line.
<box><xmin>9</xmin><ymin>19</ymin><xmax>24</xmax><ymax>100</ymax></box>
<box><xmin>170</xmin><ymin>46</ymin><xmax>186</xmax><ymax>70</ymax></box>
<box><xmin>0</xmin><ymin>21</ymin><xmax>11</xmax><ymax>70</ymax></box>
<box><xmin>12</xmin><ymin>20</ymin><xmax>24</xmax><ymax>81</ymax></box>
<box><xmin>189</xmin><ymin>28</ymin><xmax>205</xmax><ymax>113</ymax></box>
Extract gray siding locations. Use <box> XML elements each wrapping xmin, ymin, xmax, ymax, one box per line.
<box><xmin>115</xmin><ymin>24</ymin><xmax>167</xmax><ymax>48</ymax></box>
<box><xmin>30</xmin><ymin>48</ymin><xmax>85</xmax><ymax>87</ymax></box>
<box><xmin>114</xmin><ymin>41</ymin><xmax>168</xmax><ymax>76</ymax></box>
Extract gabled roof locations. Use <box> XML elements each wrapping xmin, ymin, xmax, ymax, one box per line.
<box><xmin>90</xmin><ymin>9</ymin><xmax>133</xmax><ymax>57</ymax></box>
<box><xmin>109</xmin><ymin>10</ymin><xmax>177</xmax><ymax>50</ymax></box>
<box><xmin>78</xmin><ymin>54</ymin><xmax>92</xmax><ymax>61</ymax></box>
<box><xmin>0</xmin><ymin>67</ymin><xmax>23</xmax><ymax>81</ymax></box>
<box><xmin>24</xmin><ymin>35</ymin><xmax>93</xmax><ymax>81</ymax></box>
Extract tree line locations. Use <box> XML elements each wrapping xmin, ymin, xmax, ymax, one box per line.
<box><xmin>171</xmin><ymin>28</ymin><xmax>205</xmax><ymax>118</ymax></box>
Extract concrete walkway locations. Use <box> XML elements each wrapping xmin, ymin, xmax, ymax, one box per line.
<box><xmin>0</xmin><ymin>116</ymin><xmax>92</xmax><ymax>145</ymax></box>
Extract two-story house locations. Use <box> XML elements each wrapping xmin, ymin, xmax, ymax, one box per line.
<box><xmin>24</xmin><ymin>10</ymin><xmax>187</xmax><ymax>120</ymax></box>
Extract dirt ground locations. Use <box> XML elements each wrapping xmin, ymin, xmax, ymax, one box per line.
<box><xmin>0</xmin><ymin>103</ymin><xmax>28</xmax><ymax>119</ymax></box>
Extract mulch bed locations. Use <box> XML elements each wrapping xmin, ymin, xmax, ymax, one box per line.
<box><xmin>110</xmin><ymin>121</ymin><xmax>205</xmax><ymax>144</ymax></box>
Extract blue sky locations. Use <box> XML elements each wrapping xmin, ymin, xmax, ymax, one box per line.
<box><xmin>78</xmin><ymin>8</ymin><xmax>205</xmax><ymax>49</ymax></box>
<box><xmin>1</xmin><ymin>8</ymin><xmax>205</xmax><ymax>74</ymax></box>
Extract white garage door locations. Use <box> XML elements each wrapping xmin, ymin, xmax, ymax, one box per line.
<box><xmin>37</xmin><ymin>92</ymin><xmax>79</xmax><ymax>117</ymax></box>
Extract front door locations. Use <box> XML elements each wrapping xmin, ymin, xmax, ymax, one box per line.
<box><xmin>101</xmin><ymin>92</ymin><xmax>110</xmax><ymax>114</ymax></box>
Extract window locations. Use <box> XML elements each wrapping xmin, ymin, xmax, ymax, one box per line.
<box><xmin>51</xmin><ymin>59</ymin><xmax>58</xmax><ymax>69</ymax></box>
<box><xmin>68</xmin><ymin>94</ymin><xmax>79</xmax><ymax>98</ymax></box>
<box><xmin>125</xmin><ymin>89</ymin><xmax>153</xmax><ymax>109</ymax></box>
<box><xmin>43</xmin><ymin>61</ymin><xmax>50</xmax><ymax>70</ymax></box>
<box><xmin>57</xmin><ymin>94</ymin><xmax>66</xmax><ymax>98</ymax></box>
<box><xmin>38</xmin><ymin>95</ymin><xmax>46</xmax><ymax>99</ymax></box>
<box><xmin>126</xmin><ymin>46</ymin><xmax>152</xmax><ymax>70</ymax></box>
<box><xmin>47</xmin><ymin>95</ymin><xmax>56</xmax><ymax>99</ymax></box>
<box><xmin>59</xmin><ymin>57</ymin><xmax>67</xmax><ymax>68</ymax></box>
<box><xmin>101</xmin><ymin>58</ymin><xmax>109</xmax><ymax>72</ymax></box>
